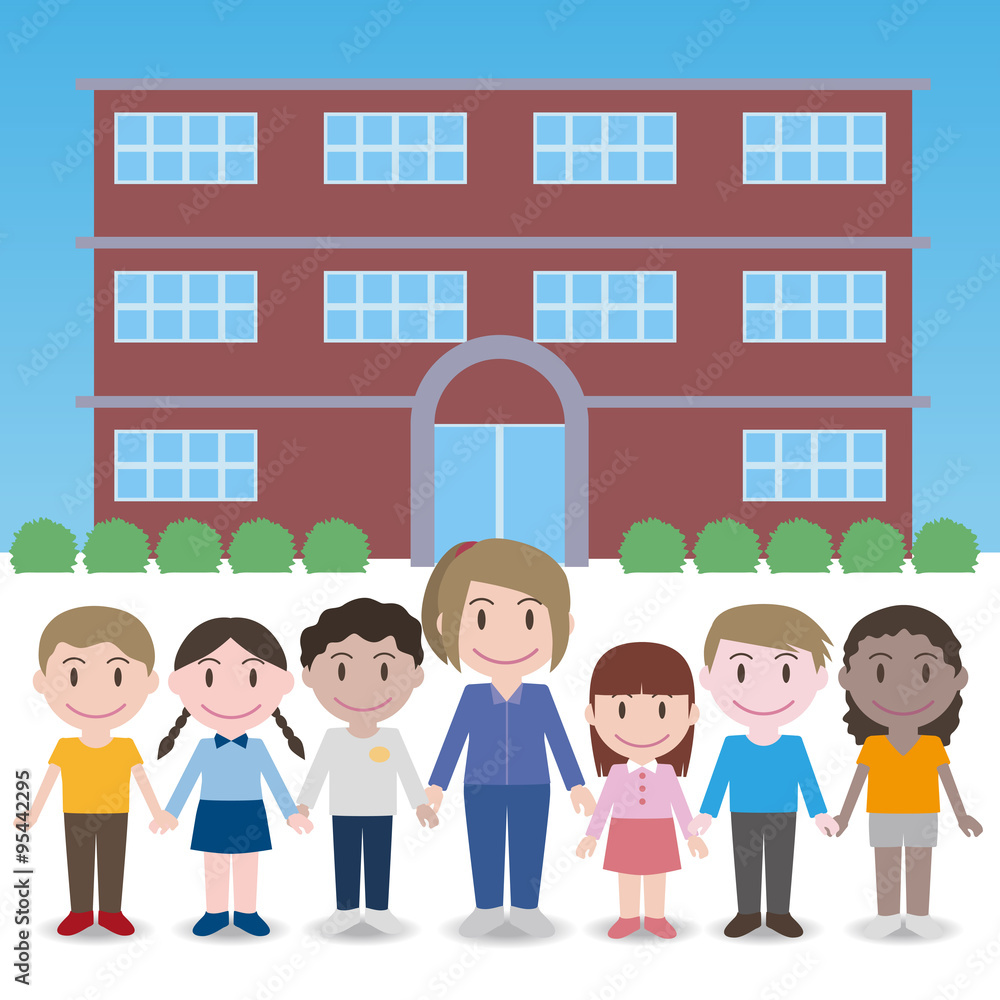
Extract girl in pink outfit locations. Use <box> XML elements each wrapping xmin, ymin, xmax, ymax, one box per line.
<box><xmin>577</xmin><ymin>643</ymin><xmax>708</xmax><ymax>939</ymax></box>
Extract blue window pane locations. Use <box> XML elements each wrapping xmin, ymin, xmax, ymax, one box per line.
<box><xmin>643</xmin><ymin>310</ymin><xmax>674</xmax><ymax>340</ymax></box>
<box><xmin>189</xmin><ymin>433</ymin><xmax>218</xmax><ymax>462</ymax></box>
<box><xmin>745</xmin><ymin>115</ymin><xmax>774</xmax><ymax>145</ymax></box>
<box><xmin>398</xmin><ymin>310</ymin><xmax>429</xmax><ymax>339</ymax></box>
<box><xmin>327</xmin><ymin>310</ymin><xmax>356</xmax><ymax>339</ymax></box>
<box><xmin>817</xmin><ymin>151</ymin><xmax>847</xmax><ymax>181</ymax></box>
<box><xmin>782</xmin><ymin>433</ymin><xmax>812</xmax><ymax>463</ymax></box>
<box><xmin>854</xmin><ymin>152</ymin><xmax>883</xmax><ymax>181</ymax></box>
<box><xmin>327</xmin><ymin>274</ymin><xmax>356</xmax><ymax>303</ymax></box>
<box><xmin>117</xmin><ymin>274</ymin><xmax>146</xmax><ymax>304</ymax></box>
<box><xmin>434</xmin><ymin>151</ymin><xmax>464</xmax><ymax>181</ymax></box>
<box><xmin>854</xmin><ymin>433</ymin><xmax>883</xmax><ymax>462</ymax></box>
<box><xmin>225</xmin><ymin>311</ymin><xmax>255</xmax><ymax>339</ymax></box>
<box><xmin>644</xmin><ymin>273</ymin><xmax>674</xmax><ymax>304</ymax></box>
<box><xmin>434</xmin><ymin>115</ymin><xmax>464</xmax><ymax>144</ymax></box>
<box><xmin>782</xmin><ymin>152</ymin><xmax>811</xmax><ymax>181</ymax></box>
<box><xmin>643</xmin><ymin>152</ymin><xmax>673</xmax><ymax>181</ymax></box>
<box><xmin>818</xmin><ymin>310</ymin><xmax>848</xmax><ymax>339</ymax></box>
<box><xmin>572</xmin><ymin>309</ymin><xmax>602</xmax><ymax>339</ymax></box>
<box><xmin>189</xmin><ymin>151</ymin><xmax>219</xmax><ymax>182</ymax></box>
<box><xmin>745</xmin><ymin>432</ymin><xmax>775</xmax><ymax>462</ymax></box>
<box><xmin>782</xmin><ymin>469</ymin><xmax>812</xmax><ymax>499</ymax></box>
<box><xmin>398</xmin><ymin>273</ymin><xmax>428</xmax><ymax>303</ymax></box>
<box><xmin>643</xmin><ymin>115</ymin><xmax>674</xmax><ymax>145</ymax></box>
<box><xmin>535</xmin><ymin>310</ymin><xmax>566</xmax><ymax>340</ymax></box>
<box><xmin>327</xmin><ymin>115</ymin><xmax>355</xmax><ymax>145</ymax></box>
<box><xmin>854</xmin><ymin>115</ymin><xmax>883</xmax><ymax>145</ymax></box>
<box><xmin>117</xmin><ymin>115</ymin><xmax>146</xmax><ymax>145</ymax></box>
<box><xmin>362</xmin><ymin>310</ymin><xmax>392</xmax><ymax>339</ymax></box>
<box><xmin>363</xmin><ymin>274</ymin><xmax>392</xmax><ymax>303</ymax></box>
<box><xmin>363</xmin><ymin>115</ymin><xmax>392</xmax><ymax>144</ymax></box>
<box><xmin>153</xmin><ymin>274</ymin><xmax>182</xmax><ymax>303</ymax></box>
<box><xmin>117</xmin><ymin>311</ymin><xmax>147</xmax><ymax>340</ymax></box>
<box><xmin>781</xmin><ymin>311</ymin><xmax>812</xmax><ymax>340</ymax></box>
<box><xmin>608</xmin><ymin>115</ymin><xmax>637</xmax><ymax>144</ymax></box>
<box><xmin>853</xmin><ymin>310</ymin><xmax>884</xmax><ymax>340</ymax></box>
<box><xmin>225</xmin><ymin>274</ymin><xmax>255</xmax><ymax>304</ymax></box>
<box><xmin>608</xmin><ymin>310</ymin><xmax>638</xmax><ymax>340</ymax></box>
<box><xmin>189</xmin><ymin>469</ymin><xmax>219</xmax><ymax>499</ymax></box>
<box><xmin>225</xmin><ymin>468</ymin><xmax>256</xmax><ymax>500</ymax></box>
<box><xmin>189</xmin><ymin>310</ymin><xmax>219</xmax><ymax>339</ymax></box>
<box><xmin>608</xmin><ymin>152</ymin><xmax>637</xmax><ymax>181</ymax></box>
<box><xmin>434</xmin><ymin>311</ymin><xmax>464</xmax><ymax>340</ymax></box>
<box><xmin>572</xmin><ymin>115</ymin><xmax>602</xmax><ymax>145</ymax></box>
<box><xmin>572</xmin><ymin>149</ymin><xmax>603</xmax><ymax>181</ymax></box>
<box><xmin>781</xmin><ymin>114</ymin><xmax>812</xmax><ymax>145</ymax></box>
<box><xmin>435</xmin><ymin>273</ymin><xmax>464</xmax><ymax>303</ymax></box>
<box><xmin>746</xmin><ymin>273</ymin><xmax>775</xmax><ymax>303</ymax></box>
<box><xmin>747</xmin><ymin>151</ymin><xmax>775</xmax><ymax>181</ymax></box>
<box><xmin>781</xmin><ymin>274</ymin><xmax>811</xmax><ymax>304</ymax></box>
<box><xmin>535</xmin><ymin>115</ymin><xmax>565</xmax><ymax>145</ymax></box>
<box><xmin>608</xmin><ymin>274</ymin><xmax>638</xmax><ymax>304</ymax></box>
<box><xmin>117</xmin><ymin>469</ymin><xmax>148</xmax><ymax>499</ymax></box>
<box><xmin>745</xmin><ymin>469</ymin><xmax>776</xmax><ymax>500</ymax></box>
<box><xmin>853</xmin><ymin>469</ymin><xmax>884</xmax><ymax>499</ymax></box>
<box><xmin>189</xmin><ymin>116</ymin><xmax>218</xmax><ymax>145</ymax></box>
<box><xmin>818</xmin><ymin>274</ymin><xmax>847</xmax><ymax>303</ymax></box>
<box><xmin>117</xmin><ymin>433</ymin><xmax>146</xmax><ymax>462</ymax></box>
<box><xmin>572</xmin><ymin>274</ymin><xmax>602</xmax><ymax>303</ymax></box>
<box><xmin>818</xmin><ymin>432</ymin><xmax>848</xmax><ymax>462</ymax></box>
<box><xmin>117</xmin><ymin>152</ymin><xmax>146</xmax><ymax>181</ymax></box>
<box><xmin>225</xmin><ymin>433</ymin><xmax>255</xmax><ymax>462</ymax></box>
<box><xmin>153</xmin><ymin>311</ymin><xmax>182</xmax><ymax>340</ymax></box>
<box><xmin>536</xmin><ymin>274</ymin><xmax>566</xmax><ymax>304</ymax></box>
<box><xmin>225</xmin><ymin>115</ymin><xmax>255</xmax><ymax>146</ymax></box>
<box><xmin>399</xmin><ymin>115</ymin><xmax>428</xmax><ymax>145</ymax></box>
<box><xmin>853</xmin><ymin>274</ymin><xmax>883</xmax><ymax>303</ymax></box>
<box><xmin>536</xmin><ymin>151</ymin><xmax>566</xmax><ymax>181</ymax></box>
<box><xmin>745</xmin><ymin>310</ymin><xmax>776</xmax><ymax>339</ymax></box>
<box><xmin>401</xmin><ymin>150</ymin><xmax>427</xmax><ymax>181</ymax></box>
<box><xmin>153</xmin><ymin>433</ymin><xmax>183</xmax><ymax>461</ymax></box>
<box><xmin>153</xmin><ymin>469</ymin><xmax>183</xmax><ymax>499</ymax></box>
<box><xmin>818</xmin><ymin>116</ymin><xmax>847</xmax><ymax>144</ymax></box>
<box><xmin>362</xmin><ymin>151</ymin><xmax>392</xmax><ymax>181</ymax></box>
<box><xmin>818</xmin><ymin>469</ymin><xmax>848</xmax><ymax>499</ymax></box>
<box><xmin>189</xmin><ymin>274</ymin><xmax>218</xmax><ymax>303</ymax></box>
<box><xmin>224</xmin><ymin>151</ymin><xmax>254</xmax><ymax>181</ymax></box>
<box><xmin>153</xmin><ymin>115</ymin><xmax>182</xmax><ymax>144</ymax></box>
<box><xmin>152</xmin><ymin>152</ymin><xmax>182</xmax><ymax>181</ymax></box>
<box><xmin>327</xmin><ymin>152</ymin><xmax>356</xmax><ymax>181</ymax></box>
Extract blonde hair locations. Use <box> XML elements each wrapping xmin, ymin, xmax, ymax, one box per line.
<box><xmin>704</xmin><ymin>604</ymin><xmax>830</xmax><ymax>671</ymax></box>
<box><xmin>38</xmin><ymin>606</ymin><xmax>155</xmax><ymax>674</ymax></box>
<box><xmin>421</xmin><ymin>539</ymin><xmax>571</xmax><ymax>671</ymax></box>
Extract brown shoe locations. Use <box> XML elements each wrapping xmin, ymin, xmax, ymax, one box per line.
<box><xmin>724</xmin><ymin>912</ymin><xmax>762</xmax><ymax>937</ymax></box>
<box><xmin>766</xmin><ymin>912</ymin><xmax>803</xmax><ymax>937</ymax></box>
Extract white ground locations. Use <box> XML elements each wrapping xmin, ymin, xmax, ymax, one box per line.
<box><xmin>2</xmin><ymin>554</ymin><xmax>998</xmax><ymax>1000</ymax></box>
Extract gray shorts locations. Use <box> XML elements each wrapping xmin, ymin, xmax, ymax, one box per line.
<box><xmin>869</xmin><ymin>812</ymin><xmax>938</xmax><ymax>848</ymax></box>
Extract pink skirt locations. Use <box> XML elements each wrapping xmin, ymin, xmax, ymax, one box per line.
<box><xmin>603</xmin><ymin>817</ymin><xmax>681</xmax><ymax>875</ymax></box>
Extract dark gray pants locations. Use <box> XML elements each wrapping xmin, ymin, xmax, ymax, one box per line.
<box><xmin>731</xmin><ymin>812</ymin><xmax>796</xmax><ymax>915</ymax></box>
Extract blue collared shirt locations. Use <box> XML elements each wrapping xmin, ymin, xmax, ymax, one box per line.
<box><xmin>429</xmin><ymin>683</ymin><xmax>585</xmax><ymax>790</ymax></box>
<box><xmin>165</xmin><ymin>735</ymin><xmax>297</xmax><ymax>819</ymax></box>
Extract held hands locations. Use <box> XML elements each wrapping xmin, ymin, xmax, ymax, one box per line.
<box><xmin>416</xmin><ymin>803</ymin><xmax>439</xmax><ymax>829</ymax></box>
<box><xmin>815</xmin><ymin>813</ymin><xmax>839</xmax><ymax>837</ymax></box>
<box><xmin>570</xmin><ymin>785</ymin><xmax>596</xmax><ymax>817</ymax></box>
<box><xmin>288</xmin><ymin>812</ymin><xmax>313</xmax><ymax>835</ymax></box>
<box><xmin>576</xmin><ymin>835</ymin><xmax>597</xmax><ymax>859</ymax></box>
<box><xmin>687</xmin><ymin>835</ymin><xmax>708</xmax><ymax>859</ymax></box>
<box><xmin>688</xmin><ymin>812</ymin><xmax>712</xmax><ymax>837</ymax></box>
<box><xmin>833</xmin><ymin>814</ymin><xmax>848</xmax><ymax>837</ymax></box>
<box><xmin>958</xmin><ymin>813</ymin><xmax>983</xmax><ymax>837</ymax></box>
<box><xmin>149</xmin><ymin>810</ymin><xmax>178</xmax><ymax>834</ymax></box>
<box><xmin>425</xmin><ymin>785</ymin><xmax>444</xmax><ymax>812</ymax></box>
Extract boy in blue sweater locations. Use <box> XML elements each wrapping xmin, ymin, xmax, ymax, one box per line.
<box><xmin>688</xmin><ymin>605</ymin><xmax>838</xmax><ymax>938</ymax></box>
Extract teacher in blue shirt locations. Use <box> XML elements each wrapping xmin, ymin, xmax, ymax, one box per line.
<box><xmin>422</xmin><ymin>539</ymin><xmax>595</xmax><ymax>939</ymax></box>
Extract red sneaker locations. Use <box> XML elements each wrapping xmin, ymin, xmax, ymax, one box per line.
<box><xmin>98</xmin><ymin>911</ymin><xmax>135</xmax><ymax>936</ymax></box>
<box><xmin>645</xmin><ymin>916</ymin><xmax>677</xmax><ymax>939</ymax></box>
<box><xmin>57</xmin><ymin>911</ymin><xmax>94</xmax><ymax>935</ymax></box>
<box><xmin>608</xmin><ymin>916</ymin><xmax>641</xmax><ymax>939</ymax></box>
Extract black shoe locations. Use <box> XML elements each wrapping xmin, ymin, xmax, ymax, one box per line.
<box><xmin>724</xmin><ymin>912</ymin><xmax>762</xmax><ymax>937</ymax></box>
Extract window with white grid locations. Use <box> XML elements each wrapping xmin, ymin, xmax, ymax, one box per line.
<box><xmin>115</xmin><ymin>430</ymin><xmax>257</xmax><ymax>502</ymax></box>
<box><xmin>114</xmin><ymin>113</ymin><xmax>257</xmax><ymax>184</ymax></box>
<box><xmin>743</xmin><ymin>112</ymin><xmax>885</xmax><ymax>184</ymax></box>
<box><xmin>743</xmin><ymin>430</ymin><xmax>886</xmax><ymax>502</ymax></box>
<box><xmin>114</xmin><ymin>272</ymin><xmax>257</xmax><ymax>342</ymax></box>
<box><xmin>324</xmin><ymin>113</ymin><xmax>467</xmax><ymax>183</ymax></box>
<box><xmin>743</xmin><ymin>271</ymin><xmax>885</xmax><ymax>342</ymax></box>
<box><xmin>534</xmin><ymin>113</ymin><xmax>676</xmax><ymax>184</ymax></box>
<box><xmin>534</xmin><ymin>271</ymin><xmax>677</xmax><ymax>341</ymax></box>
<box><xmin>325</xmin><ymin>271</ymin><xmax>466</xmax><ymax>341</ymax></box>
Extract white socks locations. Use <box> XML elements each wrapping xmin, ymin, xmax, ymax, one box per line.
<box><xmin>321</xmin><ymin>908</ymin><xmax>361</xmax><ymax>935</ymax></box>
<box><xmin>864</xmin><ymin>914</ymin><xmax>902</xmax><ymax>938</ymax></box>
<box><xmin>906</xmin><ymin>914</ymin><xmax>943</xmax><ymax>938</ymax></box>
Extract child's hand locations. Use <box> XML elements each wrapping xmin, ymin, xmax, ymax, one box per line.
<box><xmin>416</xmin><ymin>803</ymin><xmax>439</xmax><ymax>829</ymax></box>
<box><xmin>833</xmin><ymin>814</ymin><xmax>848</xmax><ymax>837</ymax></box>
<box><xmin>688</xmin><ymin>812</ymin><xmax>712</xmax><ymax>837</ymax></box>
<box><xmin>13</xmin><ymin>809</ymin><xmax>38</xmax><ymax>831</ymax></box>
<box><xmin>297</xmin><ymin>804</ymin><xmax>310</xmax><ymax>819</ymax></box>
<box><xmin>425</xmin><ymin>785</ymin><xmax>444</xmax><ymax>812</ymax></box>
<box><xmin>288</xmin><ymin>813</ymin><xmax>313</xmax><ymax>835</ymax></box>
<box><xmin>149</xmin><ymin>810</ymin><xmax>178</xmax><ymax>834</ymax></box>
<box><xmin>958</xmin><ymin>813</ymin><xmax>983</xmax><ymax>837</ymax></box>
<box><xmin>815</xmin><ymin>813</ymin><xmax>838</xmax><ymax>837</ymax></box>
<box><xmin>576</xmin><ymin>835</ymin><xmax>597</xmax><ymax>858</ymax></box>
<box><xmin>570</xmin><ymin>785</ymin><xmax>596</xmax><ymax>817</ymax></box>
<box><xmin>687</xmin><ymin>836</ymin><xmax>708</xmax><ymax>859</ymax></box>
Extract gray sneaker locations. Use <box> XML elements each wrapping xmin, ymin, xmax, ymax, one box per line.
<box><xmin>509</xmin><ymin>906</ymin><xmax>554</xmax><ymax>938</ymax></box>
<box><xmin>459</xmin><ymin>907</ymin><xmax>505</xmax><ymax>937</ymax></box>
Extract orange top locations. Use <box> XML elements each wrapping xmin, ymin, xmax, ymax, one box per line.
<box><xmin>858</xmin><ymin>735</ymin><xmax>949</xmax><ymax>813</ymax></box>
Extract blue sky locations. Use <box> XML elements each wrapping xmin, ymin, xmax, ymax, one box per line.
<box><xmin>1</xmin><ymin>0</ymin><xmax>996</xmax><ymax>549</ymax></box>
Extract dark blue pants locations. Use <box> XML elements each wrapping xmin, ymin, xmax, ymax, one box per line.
<box><xmin>463</xmin><ymin>784</ymin><xmax>550</xmax><ymax>909</ymax></box>
<box><xmin>331</xmin><ymin>815</ymin><xmax>392</xmax><ymax>911</ymax></box>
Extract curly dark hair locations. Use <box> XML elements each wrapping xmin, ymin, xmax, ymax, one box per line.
<box><xmin>300</xmin><ymin>598</ymin><xmax>424</xmax><ymax>670</ymax></box>
<box><xmin>842</xmin><ymin>605</ymin><xmax>963</xmax><ymax>746</ymax></box>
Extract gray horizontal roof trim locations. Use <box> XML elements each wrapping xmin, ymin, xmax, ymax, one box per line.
<box><xmin>77</xmin><ymin>236</ymin><xmax>931</xmax><ymax>250</ymax></box>
<box><xmin>76</xmin><ymin>78</ymin><xmax>931</xmax><ymax>91</ymax></box>
<box><xmin>77</xmin><ymin>395</ymin><xmax>930</xmax><ymax>409</ymax></box>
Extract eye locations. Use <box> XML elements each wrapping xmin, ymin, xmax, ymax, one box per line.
<box><xmin>338</xmin><ymin>662</ymin><xmax>346</xmax><ymax>682</ymax></box>
<box><xmin>477</xmin><ymin>608</ymin><xmax>486</xmax><ymax>630</ymax></box>
<box><xmin>114</xmin><ymin>667</ymin><xmax>123</xmax><ymax>687</ymax></box>
<box><xmin>249</xmin><ymin>668</ymin><xmax>257</xmax><ymax>688</ymax></box>
<box><xmin>876</xmin><ymin>663</ymin><xmax>885</xmax><ymax>684</ymax></box>
<box><xmin>70</xmin><ymin>667</ymin><xmax>78</xmax><ymax>687</ymax></box>
<box><xmin>618</xmin><ymin>701</ymin><xmax>626</xmax><ymax>719</ymax></box>
<box><xmin>525</xmin><ymin>608</ymin><xmax>534</xmax><ymax>630</ymax></box>
<box><xmin>737</xmin><ymin>664</ymin><xmax>745</xmax><ymax>684</ymax></box>
<box><xmin>380</xmin><ymin>662</ymin><xmax>388</xmax><ymax>681</ymax></box>
<box><xmin>205</xmin><ymin>668</ymin><xmax>213</xmax><ymax>688</ymax></box>
<box><xmin>922</xmin><ymin>663</ymin><xmax>930</xmax><ymax>683</ymax></box>
<box><xmin>782</xmin><ymin>663</ymin><xmax>790</xmax><ymax>684</ymax></box>
<box><xmin>658</xmin><ymin>701</ymin><xmax>666</xmax><ymax>719</ymax></box>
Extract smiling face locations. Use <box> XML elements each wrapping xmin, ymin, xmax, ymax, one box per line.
<box><xmin>586</xmin><ymin>690</ymin><xmax>699</xmax><ymax>765</ymax></box>
<box><xmin>839</xmin><ymin>629</ymin><xmax>967</xmax><ymax>729</ymax></box>
<box><xmin>700</xmin><ymin>639</ymin><xmax>827</xmax><ymax>728</ymax></box>
<box><xmin>168</xmin><ymin>637</ymin><xmax>293</xmax><ymax>739</ymax></box>
<box><xmin>301</xmin><ymin>633</ymin><xmax>423</xmax><ymax>725</ymax></box>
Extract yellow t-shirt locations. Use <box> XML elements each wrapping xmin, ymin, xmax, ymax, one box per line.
<box><xmin>858</xmin><ymin>735</ymin><xmax>949</xmax><ymax>813</ymax></box>
<box><xmin>49</xmin><ymin>738</ymin><xmax>143</xmax><ymax>814</ymax></box>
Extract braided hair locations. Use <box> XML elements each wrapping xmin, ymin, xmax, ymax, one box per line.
<box><xmin>157</xmin><ymin>708</ymin><xmax>191</xmax><ymax>759</ymax></box>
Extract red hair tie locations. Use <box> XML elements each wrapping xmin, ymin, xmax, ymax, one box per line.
<box><xmin>455</xmin><ymin>541</ymin><xmax>478</xmax><ymax>557</ymax></box>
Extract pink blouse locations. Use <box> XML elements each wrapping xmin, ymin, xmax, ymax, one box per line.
<box><xmin>586</xmin><ymin>760</ymin><xmax>694</xmax><ymax>839</ymax></box>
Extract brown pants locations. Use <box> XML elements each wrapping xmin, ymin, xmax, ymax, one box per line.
<box><xmin>64</xmin><ymin>813</ymin><xmax>128</xmax><ymax>913</ymax></box>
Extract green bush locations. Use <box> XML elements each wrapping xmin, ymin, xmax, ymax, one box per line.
<box><xmin>765</xmin><ymin>519</ymin><xmax>834</xmax><ymax>573</ymax></box>
<box><xmin>82</xmin><ymin>519</ymin><xmax>151</xmax><ymax>573</ymax></box>
<box><xmin>155</xmin><ymin>518</ymin><xmax>223</xmax><ymax>573</ymax></box>
<box><xmin>9</xmin><ymin>518</ymin><xmax>79</xmax><ymax>573</ymax></box>
<box><xmin>229</xmin><ymin>519</ymin><xmax>297</xmax><ymax>573</ymax></box>
<box><xmin>838</xmin><ymin>519</ymin><xmax>906</xmax><ymax>573</ymax></box>
<box><xmin>692</xmin><ymin>518</ymin><xmax>761</xmax><ymax>573</ymax></box>
<box><xmin>618</xmin><ymin>519</ymin><xmax>688</xmax><ymax>573</ymax></box>
<box><xmin>911</xmin><ymin>518</ymin><xmax>979</xmax><ymax>573</ymax></box>
<box><xmin>301</xmin><ymin>518</ymin><xmax>370</xmax><ymax>573</ymax></box>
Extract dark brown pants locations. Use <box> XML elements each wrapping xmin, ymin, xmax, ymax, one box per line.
<box><xmin>64</xmin><ymin>813</ymin><xmax>128</xmax><ymax>913</ymax></box>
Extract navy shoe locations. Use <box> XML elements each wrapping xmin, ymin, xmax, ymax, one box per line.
<box><xmin>234</xmin><ymin>910</ymin><xmax>270</xmax><ymax>936</ymax></box>
<box><xmin>193</xmin><ymin>911</ymin><xmax>229</xmax><ymax>936</ymax></box>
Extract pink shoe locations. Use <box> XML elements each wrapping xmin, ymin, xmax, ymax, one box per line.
<box><xmin>608</xmin><ymin>917</ymin><xmax>641</xmax><ymax>939</ymax></box>
<box><xmin>645</xmin><ymin>916</ymin><xmax>677</xmax><ymax>939</ymax></box>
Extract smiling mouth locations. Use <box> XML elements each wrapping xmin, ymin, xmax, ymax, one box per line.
<box><xmin>472</xmin><ymin>648</ymin><xmax>539</xmax><ymax>665</ymax></box>
<box><xmin>615</xmin><ymin>733</ymin><xmax>671</xmax><ymax>749</ymax></box>
<box><xmin>732</xmin><ymin>699</ymin><xmax>795</xmax><ymax>716</ymax></box>
<box><xmin>66</xmin><ymin>703</ymin><xmax>125</xmax><ymax>719</ymax></box>
<box><xmin>334</xmin><ymin>696</ymin><xmax>393</xmax><ymax>713</ymax></box>
<box><xmin>201</xmin><ymin>703</ymin><xmax>261</xmax><ymax>720</ymax></box>
<box><xmin>872</xmin><ymin>699</ymin><xmax>934</xmax><ymax>717</ymax></box>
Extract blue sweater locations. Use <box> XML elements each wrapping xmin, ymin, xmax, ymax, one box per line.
<box><xmin>699</xmin><ymin>734</ymin><xmax>826</xmax><ymax>818</ymax></box>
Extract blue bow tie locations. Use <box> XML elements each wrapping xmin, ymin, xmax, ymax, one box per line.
<box><xmin>215</xmin><ymin>733</ymin><xmax>249</xmax><ymax>749</ymax></box>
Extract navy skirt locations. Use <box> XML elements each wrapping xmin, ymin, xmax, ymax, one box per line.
<box><xmin>191</xmin><ymin>799</ymin><xmax>272</xmax><ymax>854</ymax></box>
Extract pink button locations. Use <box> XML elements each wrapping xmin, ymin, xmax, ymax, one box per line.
<box><xmin>639</xmin><ymin>772</ymin><xmax>646</xmax><ymax>779</ymax></box>
<box><xmin>639</xmin><ymin>785</ymin><xmax>646</xmax><ymax>792</ymax></box>
<box><xmin>639</xmin><ymin>798</ymin><xmax>646</xmax><ymax>805</ymax></box>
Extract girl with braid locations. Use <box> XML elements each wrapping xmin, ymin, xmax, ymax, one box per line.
<box><xmin>152</xmin><ymin>618</ymin><xmax>313</xmax><ymax>936</ymax></box>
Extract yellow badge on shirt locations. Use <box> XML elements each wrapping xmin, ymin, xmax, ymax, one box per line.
<box><xmin>369</xmin><ymin>746</ymin><xmax>390</xmax><ymax>763</ymax></box>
